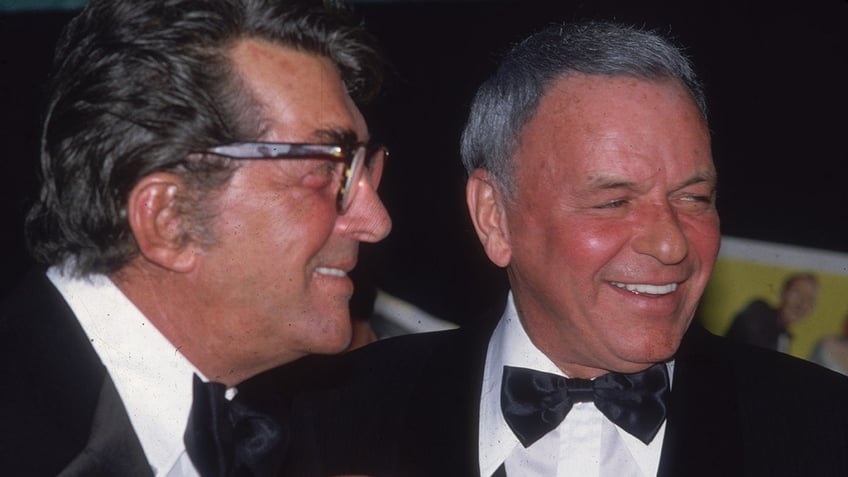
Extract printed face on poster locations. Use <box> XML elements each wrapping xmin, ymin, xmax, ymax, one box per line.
<box><xmin>699</xmin><ymin>236</ymin><xmax>848</xmax><ymax>362</ymax></box>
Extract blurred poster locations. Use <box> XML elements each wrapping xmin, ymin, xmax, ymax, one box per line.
<box><xmin>699</xmin><ymin>236</ymin><xmax>848</xmax><ymax>362</ymax></box>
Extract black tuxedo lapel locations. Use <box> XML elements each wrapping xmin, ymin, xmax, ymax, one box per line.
<box><xmin>659</xmin><ymin>324</ymin><xmax>848</xmax><ymax>476</ymax></box>
<box><xmin>657</xmin><ymin>325</ymin><xmax>744</xmax><ymax>477</ymax></box>
<box><xmin>0</xmin><ymin>270</ymin><xmax>149</xmax><ymax>475</ymax></box>
<box><xmin>58</xmin><ymin>374</ymin><xmax>153</xmax><ymax>476</ymax></box>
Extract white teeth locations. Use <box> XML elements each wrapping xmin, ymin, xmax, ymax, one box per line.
<box><xmin>611</xmin><ymin>282</ymin><xmax>677</xmax><ymax>295</ymax></box>
<box><xmin>316</xmin><ymin>267</ymin><xmax>347</xmax><ymax>277</ymax></box>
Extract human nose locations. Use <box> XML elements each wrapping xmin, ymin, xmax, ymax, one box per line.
<box><xmin>336</xmin><ymin>173</ymin><xmax>391</xmax><ymax>242</ymax></box>
<box><xmin>631</xmin><ymin>202</ymin><xmax>689</xmax><ymax>264</ymax></box>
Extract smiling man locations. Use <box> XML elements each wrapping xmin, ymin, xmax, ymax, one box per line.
<box><xmin>248</xmin><ymin>20</ymin><xmax>848</xmax><ymax>477</ymax></box>
<box><xmin>0</xmin><ymin>0</ymin><xmax>389</xmax><ymax>475</ymax></box>
<box><xmin>464</xmin><ymin>59</ymin><xmax>719</xmax><ymax>477</ymax></box>
<box><xmin>470</xmin><ymin>73</ymin><xmax>720</xmax><ymax>380</ymax></box>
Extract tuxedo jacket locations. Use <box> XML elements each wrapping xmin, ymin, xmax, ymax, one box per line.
<box><xmin>240</xmin><ymin>319</ymin><xmax>848</xmax><ymax>477</ymax></box>
<box><xmin>0</xmin><ymin>270</ymin><xmax>153</xmax><ymax>476</ymax></box>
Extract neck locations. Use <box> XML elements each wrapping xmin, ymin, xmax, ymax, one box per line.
<box><xmin>110</xmin><ymin>262</ymin><xmax>277</xmax><ymax>387</ymax></box>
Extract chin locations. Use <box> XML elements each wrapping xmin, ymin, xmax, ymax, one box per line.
<box><xmin>319</xmin><ymin>322</ymin><xmax>354</xmax><ymax>354</ymax></box>
<box><xmin>614</xmin><ymin>333</ymin><xmax>682</xmax><ymax>368</ymax></box>
<box><xmin>309</xmin><ymin>333</ymin><xmax>352</xmax><ymax>355</ymax></box>
<box><xmin>289</xmin><ymin>320</ymin><xmax>352</xmax><ymax>357</ymax></box>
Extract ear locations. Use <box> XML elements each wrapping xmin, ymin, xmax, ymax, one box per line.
<box><xmin>127</xmin><ymin>172</ymin><xmax>199</xmax><ymax>273</ymax></box>
<box><xmin>466</xmin><ymin>169</ymin><xmax>511</xmax><ymax>268</ymax></box>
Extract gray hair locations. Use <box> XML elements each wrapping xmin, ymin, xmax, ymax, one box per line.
<box><xmin>460</xmin><ymin>20</ymin><xmax>706</xmax><ymax>195</ymax></box>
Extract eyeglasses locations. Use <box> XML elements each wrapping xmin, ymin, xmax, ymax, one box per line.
<box><xmin>204</xmin><ymin>141</ymin><xmax>387</xmax><ymax>214</ymax></box>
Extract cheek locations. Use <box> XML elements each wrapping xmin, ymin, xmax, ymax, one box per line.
<box><xmin>270</xmin><ymin>195</ymin><xmax>338</xmax><ymax>248</ymax></box>
<box><xmin>685</xmin><ymin>216</ymin><xmax>721</xmax><ymax>265</ymax></box>
<box><xmin>583</xmin><ymin>233</ymin><xmax>619</xmax><ymax>255</ymax></box>
<box><xmin>565</xmin><ymin>221</ymin><xmax>630</xmax><ymax>268</ymax></box>
<box><xmin>512</xmin><ymin>207</ymin><xmax>626</xmax><ymax>274</ymax></box>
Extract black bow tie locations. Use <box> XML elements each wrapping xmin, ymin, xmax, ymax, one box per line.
<box><xmin>501</xmin><ymin>363</ymin><xmax>670</xmax><ymax>447</ymax></box>
<box><xmin>184</xmin><ymin>374</ymin><xmax>284</xmax><ymax>476</ymax></box>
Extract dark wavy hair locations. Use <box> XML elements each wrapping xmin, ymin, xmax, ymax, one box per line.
<box><xmin>26</xmin><ymin>0</ymin><xmax>383</xmax><ymax>276</ymax></box>
<box><xmin>460</xmin><ymin>20</ymin><xmax>706</xmax><ymax>196</ymax></box>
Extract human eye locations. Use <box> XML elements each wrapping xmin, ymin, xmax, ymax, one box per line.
<box><xmin>594</xmin><ymin>198</ymin><xmax>629</xmax><ymax>209</ymax></box>
<box><xmin>675</xmin><ymin>188</ymin><xmax>716</xmax><ymax>212</ymax></box>
<box><xmin>681</xmin><ymin>193</ymin><xmax>714</xmax><ymax>203</ymax></box>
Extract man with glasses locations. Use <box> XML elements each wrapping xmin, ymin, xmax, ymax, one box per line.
<box><xmin>0</xmin><ymin>0</ymin><xmax>389</xmax><ymax>475</ymax></box>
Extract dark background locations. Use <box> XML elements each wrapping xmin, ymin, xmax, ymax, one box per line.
<box><xmin>1</xmin><ymin>0</ymin><xmax>846</xmax><ymax>326</ymax></box>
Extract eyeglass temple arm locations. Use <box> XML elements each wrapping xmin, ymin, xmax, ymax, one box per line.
<box><xmin>205</xmin><ymin>142</ymin><xmax>344</xmax><ymax>159</ymax></box>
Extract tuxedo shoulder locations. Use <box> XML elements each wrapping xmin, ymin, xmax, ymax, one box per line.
<box><xmin>667</xmin><ymin>326</ymin><xmax>848</xmax><ymax>476</ymax></box>
<box><xmin>240</xmin><ymin>328</ymin><xmax>470</xmax><ymax>399</ymax></box>
<box><xmin>693</xmin><ymin>326</ymin><xmax>848</xmax><ymax>401</ymax></box>
<box><xmin>351</xmin><ymin>327</ymin><xmax>473</xmax><ymax>365</ymax></box>
<box><xmin>740</xmin><ymin>346</ymin><xmax>848</xmax><ymax>404</ymax></box>
<box><xmin>255</xmin><ymin>328</ymin><xmax>487</xmax><ymax>476</ymax></box>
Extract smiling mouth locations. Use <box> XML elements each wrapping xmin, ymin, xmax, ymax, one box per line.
<box><xmin>610</xmin><ymin>281</ymin><xmax>678</xmax><ymax>295</ymax></box>
<box><xmin>316</xmin><ymin>267</ymin><xmax>348</xmax><ymax>277</ymax></box>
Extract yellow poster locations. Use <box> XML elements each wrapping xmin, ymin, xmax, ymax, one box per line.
<box><xmin>698</xmin><ymin>236</ymin><xmax>848</xmax><ymax>363</ymax></box>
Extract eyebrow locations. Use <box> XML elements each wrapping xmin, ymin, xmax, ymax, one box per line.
<box><xmin>310</xmin><ymin>127</ymin><xmax>362</xmax><ymax>145</ymax></box>
<box><xmin>672</xmin><ymin>171</ymin><xmax>718</xmax><ymax>192</ymax></box>
<box><xmin>587</xmin><ymin>176</ymin><xmax>638</xmax><ymax>191</ymax></box>
<box><xmin>586</xmin><ymin>170</ymin><xmax>718</xmax><ymax>192</ymax></box>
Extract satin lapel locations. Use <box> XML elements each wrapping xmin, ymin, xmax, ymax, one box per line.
<box><xmin>1</xmin><ymin>270</ymin><xmax>149</xmax><ymax>474</ymax></box>
<box><xmin>2</xmin><ymin>270</ymin><xmax>106</xmax><ymax>466</ymax></box>
<box><xmin>657</xmin><ymin>325</ymin><xmax>744</xmax><ymax>477</ymax></box>
<box><xmin>59</xmin><ymin>375</ymin><xmax>153</xmax><ymax>476</ymax></box>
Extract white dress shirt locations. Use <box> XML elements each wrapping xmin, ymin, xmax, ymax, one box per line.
<box><xmin>478</xmin><ymin>293</ymin><xmax>671</xmax><ymax>477</ymax></box>
<box><xmin>48</xmin><ymin>266</ymin><xmax>202</xmax><ymax>477</ymax></box>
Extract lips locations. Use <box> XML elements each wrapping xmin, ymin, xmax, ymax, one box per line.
<box><xmin>610</xmin><ymin>281</ymin><xmax>678</xmax><ymax>295</ymax></box>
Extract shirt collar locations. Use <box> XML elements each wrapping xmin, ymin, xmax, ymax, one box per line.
<box><xmin>479</xmin><ymin>292</ymin><xmax>561</xmax><ymax>476</ymax></box>
<box><xmin>478</xmin><ymin>291</ymin><xmax>673</xmax><ymax>477</ymax></box>
<box><xmin>47</xmin><ymin>266</ymin><xmax>202</xmax><ymax>474</ymax></box>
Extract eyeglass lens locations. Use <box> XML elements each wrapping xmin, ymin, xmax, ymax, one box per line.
<box><xmin>338</xmin><ymin>145</ymin><xmax>385</xmax><ymax>214</ymax></box>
